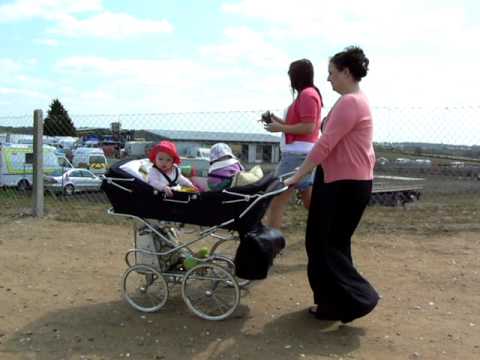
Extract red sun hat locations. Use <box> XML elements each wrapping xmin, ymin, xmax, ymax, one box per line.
<box><xmin>149</xmin><ymin>140</ymin><xmax>181</xmax><ymax>165</ymax></box>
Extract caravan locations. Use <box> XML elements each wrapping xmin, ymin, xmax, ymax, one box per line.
<box><xmin>0</xmin><ymin>143</ymin><xmax>62</xmax><ymax>190</ymax></box>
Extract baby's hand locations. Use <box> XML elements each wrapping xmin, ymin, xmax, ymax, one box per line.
<box><xmin>164</xmin><ymin>186</ymin><xmax>174</xmax><ymax>197</ymax></box>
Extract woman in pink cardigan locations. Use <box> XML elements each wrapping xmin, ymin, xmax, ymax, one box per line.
<box><xmin>285</xmin><ymin>46</ymin><xmax>379</xmax><ymax>323</ymax></box>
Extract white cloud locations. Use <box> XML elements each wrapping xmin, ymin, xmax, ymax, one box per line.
<box><xmin>34</xmin><ymin>38</ymin><xmax>60</xmax><ymax>46</ymax></box>
<box><xmin>200</xmin><ymin>26</ymin><xmax>288</xmax><ymax>68</ymax></box>
<box><xmin>0</xmin><ymin>1</ymin><xmax>173</xmax><ymax>39</ymax></box>
<box><xmin>221</xmin><ymin>0</ymin><xmax>480</xmax><ymax>108</ymax></box>
<box><xmin>52</xmin><ymin>55</ymin><xmax>295</xmax><ymax>113</ymax></box>
<box><xmin>56</xmin><ymin>56</ymin><xmax>210</xmax><ymax>87</ymax></box>
<box><xmin>49</xmin><ymin>12</ymin><xmax>173</xmax><ymax>39</ymax></box>
<box><xmin>365</xmin><ymin>54</ymin><xmax>480</xmax><ymax>107</ymax></box>
<box><xmin>0</xmin><ymin>0</ymin><xmax>102</xmax><ymax>22</ymax></box>
<box><xmin>0</xmin><ymin>86</ymin><xmax>47</xmax><ymax>99</ymax></box>
<box><xmin>0</xmin><ymin>58</ymin><xmax>22</xmax><ymax>74</ymax></box>
<box><xmin>222</xmin><ymin>0</ymin><xmax>479</xmax><ymax>53</ymax></box>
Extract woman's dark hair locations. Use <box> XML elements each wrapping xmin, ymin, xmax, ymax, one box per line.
<box><xmin>288</xmin><ymin>59</ymin><xmax>323</xmax><ymax>105</ymax></box>
<box><xmin>330</xmin><ymin>46</ymin><xmax>369</xmax><ymax>81</ymax></box>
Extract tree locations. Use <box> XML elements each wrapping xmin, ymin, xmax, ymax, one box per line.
<box><xmin>44</xmin><ymin>99</ymin><xmax>77</xmax><ymax>136</ymax></box>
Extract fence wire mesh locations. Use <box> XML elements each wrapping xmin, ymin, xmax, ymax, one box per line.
<box><xmin>0</xmin><ymin>107</ymin><xmax>479</xmax><ymax>230</ymax></box>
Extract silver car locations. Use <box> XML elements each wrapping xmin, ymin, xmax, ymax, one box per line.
<box><xmin>44</xmin><ymin>168</ymin><xmax>102</xmax><ymax>195</ymax></box>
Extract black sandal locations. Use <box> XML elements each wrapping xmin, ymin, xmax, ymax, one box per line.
<box><xmin>308</xmin><ymin>306</ymin><xmax>318</xmax><ymax>316</ymax></box>
<box><xmin>308</xmin><ymin>306</ymin><xmax>341</xmax><ymax>321</ymax></box>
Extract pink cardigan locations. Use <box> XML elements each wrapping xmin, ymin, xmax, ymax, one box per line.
<box><xmin>307</xmin><ymin>92</ymin><xmax>375</xmax><ymax>183</ymax></box>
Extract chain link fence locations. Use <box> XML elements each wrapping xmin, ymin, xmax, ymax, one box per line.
<box><xmin>1</xmin><ymin>107</ymin><xmax>479</xmax><ymax>229</ymax></box>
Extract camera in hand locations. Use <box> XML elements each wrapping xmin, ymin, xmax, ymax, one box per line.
<box><xmin>261</xmin><ymin>111</ymin><xmax>273</xmax><ymax>124</ymax></box>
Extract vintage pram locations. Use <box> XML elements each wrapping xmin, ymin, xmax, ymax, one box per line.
<box><xmin>101</xmin><ymin>158</ymin><xmax>288</xmax><ymax>320</ymax></box>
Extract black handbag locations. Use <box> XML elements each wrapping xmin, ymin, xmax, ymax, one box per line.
<box><xmin>234</xmin><ymin>224</ymin><xmax>286</xmax><ymax>280</ymax></box>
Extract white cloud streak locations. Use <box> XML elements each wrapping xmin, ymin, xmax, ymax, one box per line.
<box><xmin>34</xmin><ymin>38</ymin><xmax>60</xmax><ymax>46</ymax></box>
<box><xmin>200</xmin><ymin>26</ymin><xmax>288</xmax><ymax>68</ymax></box>
<box><xmin>0</xmin><ymin>86</ymin><xmax>47</xmax><ymax>99</ymax></box>
<box><xmin>49</xmin><ymin>12</ymin><xmax>173</xmax><ymax>39</ymax></box>
<box><xmin>0</xmin><ymin>0</ymin><xmax>102</xmax><ymax>22</ymax></box>
<box><xmin>221</xmin><ymin>0</ymin><xmax>477</xmax><ymax>51</ymax></box>
<box><xmin>0</xmin><ymin>0</ymin><xmax>173</xmax><ymax>39</ymax></box>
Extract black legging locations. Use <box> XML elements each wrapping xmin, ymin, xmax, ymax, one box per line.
<box><xmin>305</xmin><ymin>167</ymin><xmax>379</xmax><ymax>322</ymax></box>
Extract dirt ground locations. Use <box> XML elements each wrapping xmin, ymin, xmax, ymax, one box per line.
<box><xmin>0</xmin><ymin>215</ymin><xmax>479</xmax><ymax>360</ymax></box>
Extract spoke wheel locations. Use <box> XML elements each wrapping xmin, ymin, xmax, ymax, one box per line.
<box><xmin>122</xmin><ymin>264</ymin><xmax>168</xmax><ymax>313</ymax></box>
<box><xmin>210</xmin><ymin>240</ymin><xmax>251</xmax><ymax>288</ymax></box>
<box><xmin>182</xmin><ymin>263</ymin><xmax>240</xmax><ymax>320</ymax></box>
<box><xmin>210</xmin><ymin>255</ymin><xmax>250</xmax><ymax>289</ymax></box>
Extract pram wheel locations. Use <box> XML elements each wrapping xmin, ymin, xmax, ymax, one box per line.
<box><xmin>181</xmin><ymin>263</ymin><xmax>240</xmax><ymax>320</ymax></box>
<box><xmin>210</xmin><ymin>240</ymin><xmax>251</xmax><ymax>288</ymax></box>
<box><xmin>122</xmin><ymin>264</ymin><xmax>169</xmax><ymax>313</ymax></box>
<box><xmin>210</xmin><ymin>255</ymin><xmax>250</xmax><ymax>289</ymax></box>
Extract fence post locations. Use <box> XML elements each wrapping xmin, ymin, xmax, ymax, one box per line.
<box><xmin>33</xmin><ymin>109</ymin><xmax>44</xmax><ymax>217</ymax></box>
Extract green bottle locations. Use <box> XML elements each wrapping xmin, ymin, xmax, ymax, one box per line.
<box><xmin>183</xmin><ymin>247</ymin><xmax>210</xmax><ymax>270</ymax></box>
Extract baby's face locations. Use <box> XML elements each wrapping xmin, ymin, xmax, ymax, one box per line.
<box><xmin>155</xmin><ymin>152</ymin><xmax>174</xmax><ymax>171</ymax></box>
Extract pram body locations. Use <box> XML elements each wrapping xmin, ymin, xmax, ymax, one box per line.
<box><xmin>102</xmin><ymin>158</ymin><xmax>288</xmax><ymax>320</ymax></box>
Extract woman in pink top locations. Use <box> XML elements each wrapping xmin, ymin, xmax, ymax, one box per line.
<box><xmin>286</xmin><ymin>46</ymin><xmax>379</xmax><ymax>323</ymax></box>
<box><xmin>263</xmin><ymin>59</ymin><xmax>323</xmax><ymax>229</ymax></box>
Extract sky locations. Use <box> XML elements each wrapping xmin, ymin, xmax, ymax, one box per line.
<box><xmin>1</xmin><ymin>0</ymin><xmax>479</xmax><ymax>144</ymax></box>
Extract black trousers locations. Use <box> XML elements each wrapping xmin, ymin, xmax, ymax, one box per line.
<box><xmin>305</xmin><ymin>167</ymin><xmax>379</xmax><ymax>322</ymax></box>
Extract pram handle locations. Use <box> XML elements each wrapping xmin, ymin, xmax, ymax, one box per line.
<box><xmin>103</xmin><ymin>176</ymin><xmax>135</xmax><ymax>193</ymax></box>
<box><xmin>162</xmin><ymin>197</ymin><xmax>193</xmax><ymax>204</ymax></box>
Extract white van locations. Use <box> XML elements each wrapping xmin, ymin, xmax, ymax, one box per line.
<box><xmin>72</xmin><ymin>147</ymin><xmax>108</xmax><ymax>175</ymax></box>
<box><xmin>0</xmin><ymin>143</ymin><xmax>62</xmax><ymax>190</ymax></box>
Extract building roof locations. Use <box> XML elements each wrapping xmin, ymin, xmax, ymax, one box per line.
<box><xmin>146</xmin><ymin>129</ymin><xmax>281</xmax><ymax>144</ymax></box>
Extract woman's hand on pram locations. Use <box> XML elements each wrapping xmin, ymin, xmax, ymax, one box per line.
<box><xmin>278</xmin><ymin>169</ymin><xmax>299</xmax><ymax>188</ymax></box>
<box><xmin>283</xmin><ymin>176</ymin><xmax>298</xmax><ymax>188</ymax></box>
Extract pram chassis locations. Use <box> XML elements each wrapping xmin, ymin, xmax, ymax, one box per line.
<box><xmin>106</xmin><ymin>179</ymin><xmax>288</xmax><ymax>320</ymax></box>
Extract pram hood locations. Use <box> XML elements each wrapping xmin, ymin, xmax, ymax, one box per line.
<box><xmin>102</xmin><ymin>158</ymin><xmax>286</xmax><ymax>232</ymax></box>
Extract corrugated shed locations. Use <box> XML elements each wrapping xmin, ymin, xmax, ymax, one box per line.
<box><xmin>146</xmin><ymin>129</ymin><xmax>281</xmax><ymax>143</ymax></box>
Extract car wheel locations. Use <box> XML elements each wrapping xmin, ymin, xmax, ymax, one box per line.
<box><xmin>17</xmin><ymin>179</ymin><xmax>30</xmax><ymax>192</ymax></box>
<box><xmin>64</xmin><ymin>184</ymin><xmax>75</xmax><ymax>195</ymax></box>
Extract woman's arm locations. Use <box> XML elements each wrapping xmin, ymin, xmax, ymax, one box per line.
<box><xmin>284</xmin><ymin>157</ymin><xmax>317</xmax><ymax>186</ymax></box>
<box><xmin>265</xmin><ymin>120</ymin><xmax>315</xmax><ymax>135</ymax></box>
<box><xmin>265</xmin><ymin>89</ymin><xmax>319</xmax><ymax>135</ymax></box>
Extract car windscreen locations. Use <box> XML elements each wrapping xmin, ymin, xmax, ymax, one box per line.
<box><xmin>49</xmin><ymin>168</ymin><xmax>65</xmax><ymax>177</ymax></box>
<box><xmin>89</xmin><ymin>156</ymin><xmax>106</xmax><ymax>164</ymax></box>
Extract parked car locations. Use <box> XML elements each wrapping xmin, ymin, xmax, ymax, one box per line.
<box><xmin>44</xmin><ymin>168</ymin><xmax>102</xmax><ymax>195</ymax></box>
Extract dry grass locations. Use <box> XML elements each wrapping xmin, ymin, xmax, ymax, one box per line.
<box><xmin>2</xmin><ymin>176</ymin><xmax>479</xmax><ymax>236</ymax></box>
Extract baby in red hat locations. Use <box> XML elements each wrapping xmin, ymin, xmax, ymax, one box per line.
<box><xmin>148</xmin><ymin>140</ymin><xmax>197</xmax><ymax>196</ymax></box>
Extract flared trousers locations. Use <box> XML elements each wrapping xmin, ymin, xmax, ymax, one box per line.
<box><xmin>305</xmin><ymin>167</ymin><xmax>379</xmax><ymax>322</ymax></box>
